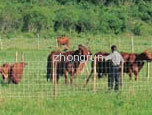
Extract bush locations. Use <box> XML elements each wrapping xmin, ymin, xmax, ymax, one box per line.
<box><xmin>54</xmin><ymin>6</ymin><xmax>100</xmax><ymax>33</ymax></box>
<box><xmin>131</xmin><ymin>3</ymin><xmax>152</xmax><ymax>24</ymax></box>
<box><xmin>99</xmin><ymin>8</ymin><xmax>127</xmax><ymax>34</ymax></box>
<box><xmin>131</xmin><ymin>23</ymin><xmax>142</xmax><ymax>36</ymax></box>
<box><xmin>0</xmin><ymin>0</ymin><xmax>152</xmax><ymax>37</ymax></box>
<box><xmin>0</xmin><ymin>1</ymin><xmax>22</xmax><ymax>33</ymax></box>
<box><xmin>138</xmin><ymin>3</ymin><xmax>152</xmax><ymax>24</ymax></box>
<box><xmin>22</xmin><ymin>5</ymin><xmax>55</xmax><ymax>33</ymax></box>
<box><xmin>55</xmin><ymin>6</ymin><xmax>79</xmax><ymax>32</ymax></box>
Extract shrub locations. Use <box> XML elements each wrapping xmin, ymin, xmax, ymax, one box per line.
<box><xmin>99</xmin><ymin>8</ymin><xmax>127</xmax><ymax>34</ymax></box>
<box><xmin>22</xmin><ymin>5</ymin><xmax>55</xmax><ymax>33</ymax></box>
<box><xmin>131</xmin><ymin>23</ymin><xmax>142</xmax><ymax>36</ymax></box>
<box><xmin>0</xmin><ymin>1</ymin><xmax>22</xmax><ymax>33</ymax></box>
<box><xmin>54</xmin><ymin>6</ymin><xmax>100</xmax><ymax>33</ymax></box>
<box><xmin>138</xmin><ymin>3</ymin><xmax>152</xmax><ymax>24</ymax></box>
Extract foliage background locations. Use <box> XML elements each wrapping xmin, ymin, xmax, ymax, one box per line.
<box><xmin>0</xmin><ymin>0</ymin><xmax>152</xmax><ymax>38</ymax></box>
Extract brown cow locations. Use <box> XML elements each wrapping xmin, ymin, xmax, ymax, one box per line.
<box><xmin>0</xmin><ymin>63</ymin><xmax>11</xmax><ymax>81</ymax></box>
<box><xmin>46</xmin><ymin>45</ymin><xmax>91</xmax><ymax>84</ymax></box>
<box><xmin>0</xmin><ymin>62</ymin><xmax>27</xmax><ymax>84</ymax></box>
<box><xmin>121</xmin><ymin>50</ymin><xmax>152</xmax><ymax>80</ymax></box>
<box><xmin>85</xmin><ymin>50</ymin><xmax>152</xmax><ymax>85</ymax></box>
<box><xmin>57</xmin><ymin>37</ymin><xmax>69</xmax><ymax>49</ymax></box>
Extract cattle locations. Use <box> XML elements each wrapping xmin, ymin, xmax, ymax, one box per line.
<box><xmin>57</xmin><ymin>36</ymin><xmax>69</xmax><ymax>49</ymax></box>
<box><xmin>46</xmin><ymin>45</ymin><xmax>91</xmax><ymax>85</ymax></box>
<box><xmin>85</xmin><ymin>50</ymin><xmax>152</xmax><ymax>85</ymax></box>
<box><xmin>0</xmin><ymin>62</ymin><xmax>27</xmax><ymax>84</ymax></box>
<box><xmin>0</xmin><ymin>63</ymin><xmax>11</xmax><ymax>81</ymax></box>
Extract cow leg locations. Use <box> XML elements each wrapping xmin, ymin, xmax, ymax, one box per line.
<box><xmin>8</xmin><ymin>77</ymin><xmax>12</xmax><ymax>84</ymax></box>
<box><xmin>132</xmin><ymin>66</ymin><xmax>139</xmax><ymax>81</ymax></box>
<box><xmin>57</xmin><ymin>75</ymin><xmax>59</xmax><ymax>84</ymax></box>
<box><xmin>129</xmin><ymin>69</ymin><xmax>133</xmax><ymax>80</ymax></box>
<box><xmin>70</xmin><ymin>68</ymin><xmax>75</xmax><ymax>85</ymax></box>
<box><xmin>47</xmin><ymin>73</ymin><xmax>52</xmax><ymax>82</ymax></box>
<box><xmin>67</xmin><ymin>43</ymin><xmax>69</xmax><ymax>49</ymax></box>
<box><xmin>70</xmin><ymin>75</ymin><xmax>74</xmax><ymax>85</ymax></box>
<box><xmin>2</xmin><ymin>76</ymin><xmax>8</xmax><ymax>83</ymax></box>
<box><xmin>134</xmin><ymin>70</ymin><xmax>139</xmax><ymax>81</ymax></box>
<box><xmin>64</xmin><ymin>71</ymin><xmax>68</xmax><ymax>85</ymax></box>
<box><xmin>85</xmin><ymin>69</ymin><xmax>93</xmax><ymax>87</ymax></box>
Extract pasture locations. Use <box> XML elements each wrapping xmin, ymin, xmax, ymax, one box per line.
<box><xmin>0</xmin><ymin>35</ymin><xmax>152</xmax><ymax>115</ymax></box>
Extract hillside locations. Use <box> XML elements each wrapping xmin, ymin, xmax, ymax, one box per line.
<box><xmin>0</xmin><ymin>0</ymin><xmax>152</xmax><ymax>38</ymax></box>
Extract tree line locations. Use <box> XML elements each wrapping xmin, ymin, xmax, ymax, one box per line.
<box><xmin>0</xmin><ymin>0</ymin><xmax>152</xmax><ymax>38</ymax></box>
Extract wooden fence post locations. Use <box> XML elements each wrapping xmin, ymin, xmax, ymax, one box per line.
<box><xmin>15</xmin><ymin>51</ymin><xmax>18</xmax><ymax>62</ymax></box>
<box><xmin>151</xmin><ymin>38</ymin><xmax>152</xmax><ymax>49</ymax></box>
<box><xmin>37</xmin><ymin>34</ymin><xmax>40</xmax><ymax>50</ymax></box>
<box><xmin>85</xmin><ymin>62</ymin><xmax>90</xmax><ymax>78</ymax></box>
<box><xmin>52</xmin><ymin>60</ymin><xmax>57</xmax><ymax>99</ymax></box>
<box><xmin>0</xmin><ymin>37</ymin><xmax>2</xmax><ymax>50</ymax></box>
<box><xmin>109</xmin><ymin>36</ymin><xmax>112</xmax><ymax>49</ymax></box>
<box><xmin>56</xmin><ymin>36</ymin><xmax>58</xmax><ymax>48</ymax></box>
<box><xmin>21</xmin><ymin>52</ymin><xmax>24</xmax><ymax>62</ymax></box>
<box><xmin>131</xmin><ymin>35</ymin><xmax>134</xmax><ymax>53</ymax></box>
<box><xmin>93</xmin><ymin>58</ymin><xmax>97</xmax><ymax>93</ymax></box>
<box><xmin>118</xmin><ymin>37</ymin><xmax>120</xmax><ymax>49</ymax></box>
<box><xmin>146</xmin><ymin>62</ymin><xmax>150</xmax><ymax>81</ymax></box>
<box><xmin>121</xmin><ymin>62</ymin><xmax>124</xmax><ymax>90</ymax></box>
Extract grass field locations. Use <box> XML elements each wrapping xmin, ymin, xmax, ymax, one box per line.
<box><xmin>0</xmin><ymin>35</ymin><xmax>152</xmax><ymax>115</ymax></box>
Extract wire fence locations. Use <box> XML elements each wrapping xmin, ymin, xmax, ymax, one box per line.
<box><xmin>0</xmin><ymin>36</ymin><xmax>151</xmax><ymax>52</ymax></box>
<box><xmin>0</xmin><ymin>60</ymin><xmax>151</xmax><ymax>99</ymax></box>
<box><xmin>0</xmin><ymin>36</ymin><xmax>152</xmax><ymax>98</ymax></box>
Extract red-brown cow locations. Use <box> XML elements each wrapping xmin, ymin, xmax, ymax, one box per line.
<box><xmin>0</xmin><ymin>63</ymin><xmax>11</xmax><ymax>81</ymax></box>
<box><xmin>0</xmin><ymin>62</ymin><xmax>27</xmax><ymax>84</ymax></box>
<box><xmin>57</xmin><ymin>37</ymin><xmax>69</xmax><ymax>49</ymax></box>
<box><xmin>46</xmin><ymin>45</ymin><xmax>91</xmax><ymax>84</ymax></box>
<box><xmin>86</xmin><ymin>50</ymin><xmax>152</xmax><ymax>85</ymax></box>
<box><xmin>121</xmin><ymin>50</ymin><xmax>152</xmax><ymax>80</ymax></box>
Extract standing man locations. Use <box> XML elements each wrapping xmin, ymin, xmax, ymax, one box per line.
<box><xmin>104</xmin><ymin>45</ymin><xmax>124</xmax><ymax>91</ymax></box>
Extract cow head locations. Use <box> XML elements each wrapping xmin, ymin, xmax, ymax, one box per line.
<box><xmin>142</xmin><ymin>50</ymin><xmax>152</xmax><ymax>61</ymax></box>
<box><xmin>78</xmin><ymin>45</ymin><xmax>92</xmax><ymax>61</ymax></box>
<box><xmin>78</xmin><ymin>44</ymin><xmax>92</xmax><ymax>56</ymax></box>
<box><xmin>20</xmin><ymin>62</ymin><xmax>28</xmax><ymax>68</ymax></box>
<box><xmin>0</xmin><ymin>63</ymin><xmax>11</xmax><ymax>80</ymax></box>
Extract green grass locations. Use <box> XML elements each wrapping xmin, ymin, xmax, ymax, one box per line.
<box><xmin>0</xmin><ymin>35</ymin><xmax>152</xmax><ymax>115</ymax></box>
<box><xmin>1</xmin><ymin>91</ymin><xmax>152</xmax><ymax>115</ymax></box>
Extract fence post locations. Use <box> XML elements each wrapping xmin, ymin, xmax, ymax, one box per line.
<box><xmin>121</xmin><ymin>62</ymin><xmax>124</xmax><ymax>90</ymax></box>
<box><xmin>93</xmin><ymin>58</ymin><xmax>97</xmax><ymax>93</ymax></box>
<box><xmin>85</xmin><ymin>62</ymin><xmax>90</xmax><ymax>78</ymax></box>
<box><xmin>52</xmin><ymin>60</ymin><xmax>57</xmax><ymax>99</ymax></box>
<box><xmin>37</xmin><ymin>34</ymin><xmax>40</xmax><ymax>50</ymax></box>
<box><xmin>131</xmin><ymin>35</ymin><xmax>134</xmax><ymax>53</ymax></box>
<box><xmin>146</xmin><ymin>62</ymin><xmax>150</xmax><ymax>81</ymax></box>
<box><xmin>151</xmin><ymin>38</ymin><xmax>152</xmax><ymax>49</ymax></box>
<box><xmin>15</xmin><ymin>51</ymin><xmax>18</xmax><ymax>62</ymax></box>
<box><xmin>151</xmin><ymin>37</ymin><xmax>152</xmax><ymax>52</ymax></box>
<box><xmin>56</xmin><ymin>36</ymin><xmax>58</xmax><ymax>48</ymax></box>
<box><xmin>21</xmin><ymin>52</ymin><xmax>24</xmax><ymax>62</ymax></box>
<box><xmin>118</xmin><ymin>37</ymin><xmax>120</xmax><ymax>49</ymax></box>
<box><xmin>0</xmin><ymin>36</ymin><xmax>2</xmax><ymax>50</ymax></box>
<box><xmin>109</xmin><ymin>36</ymin><xmax>112</xmax><ymax>49</ymax></box>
